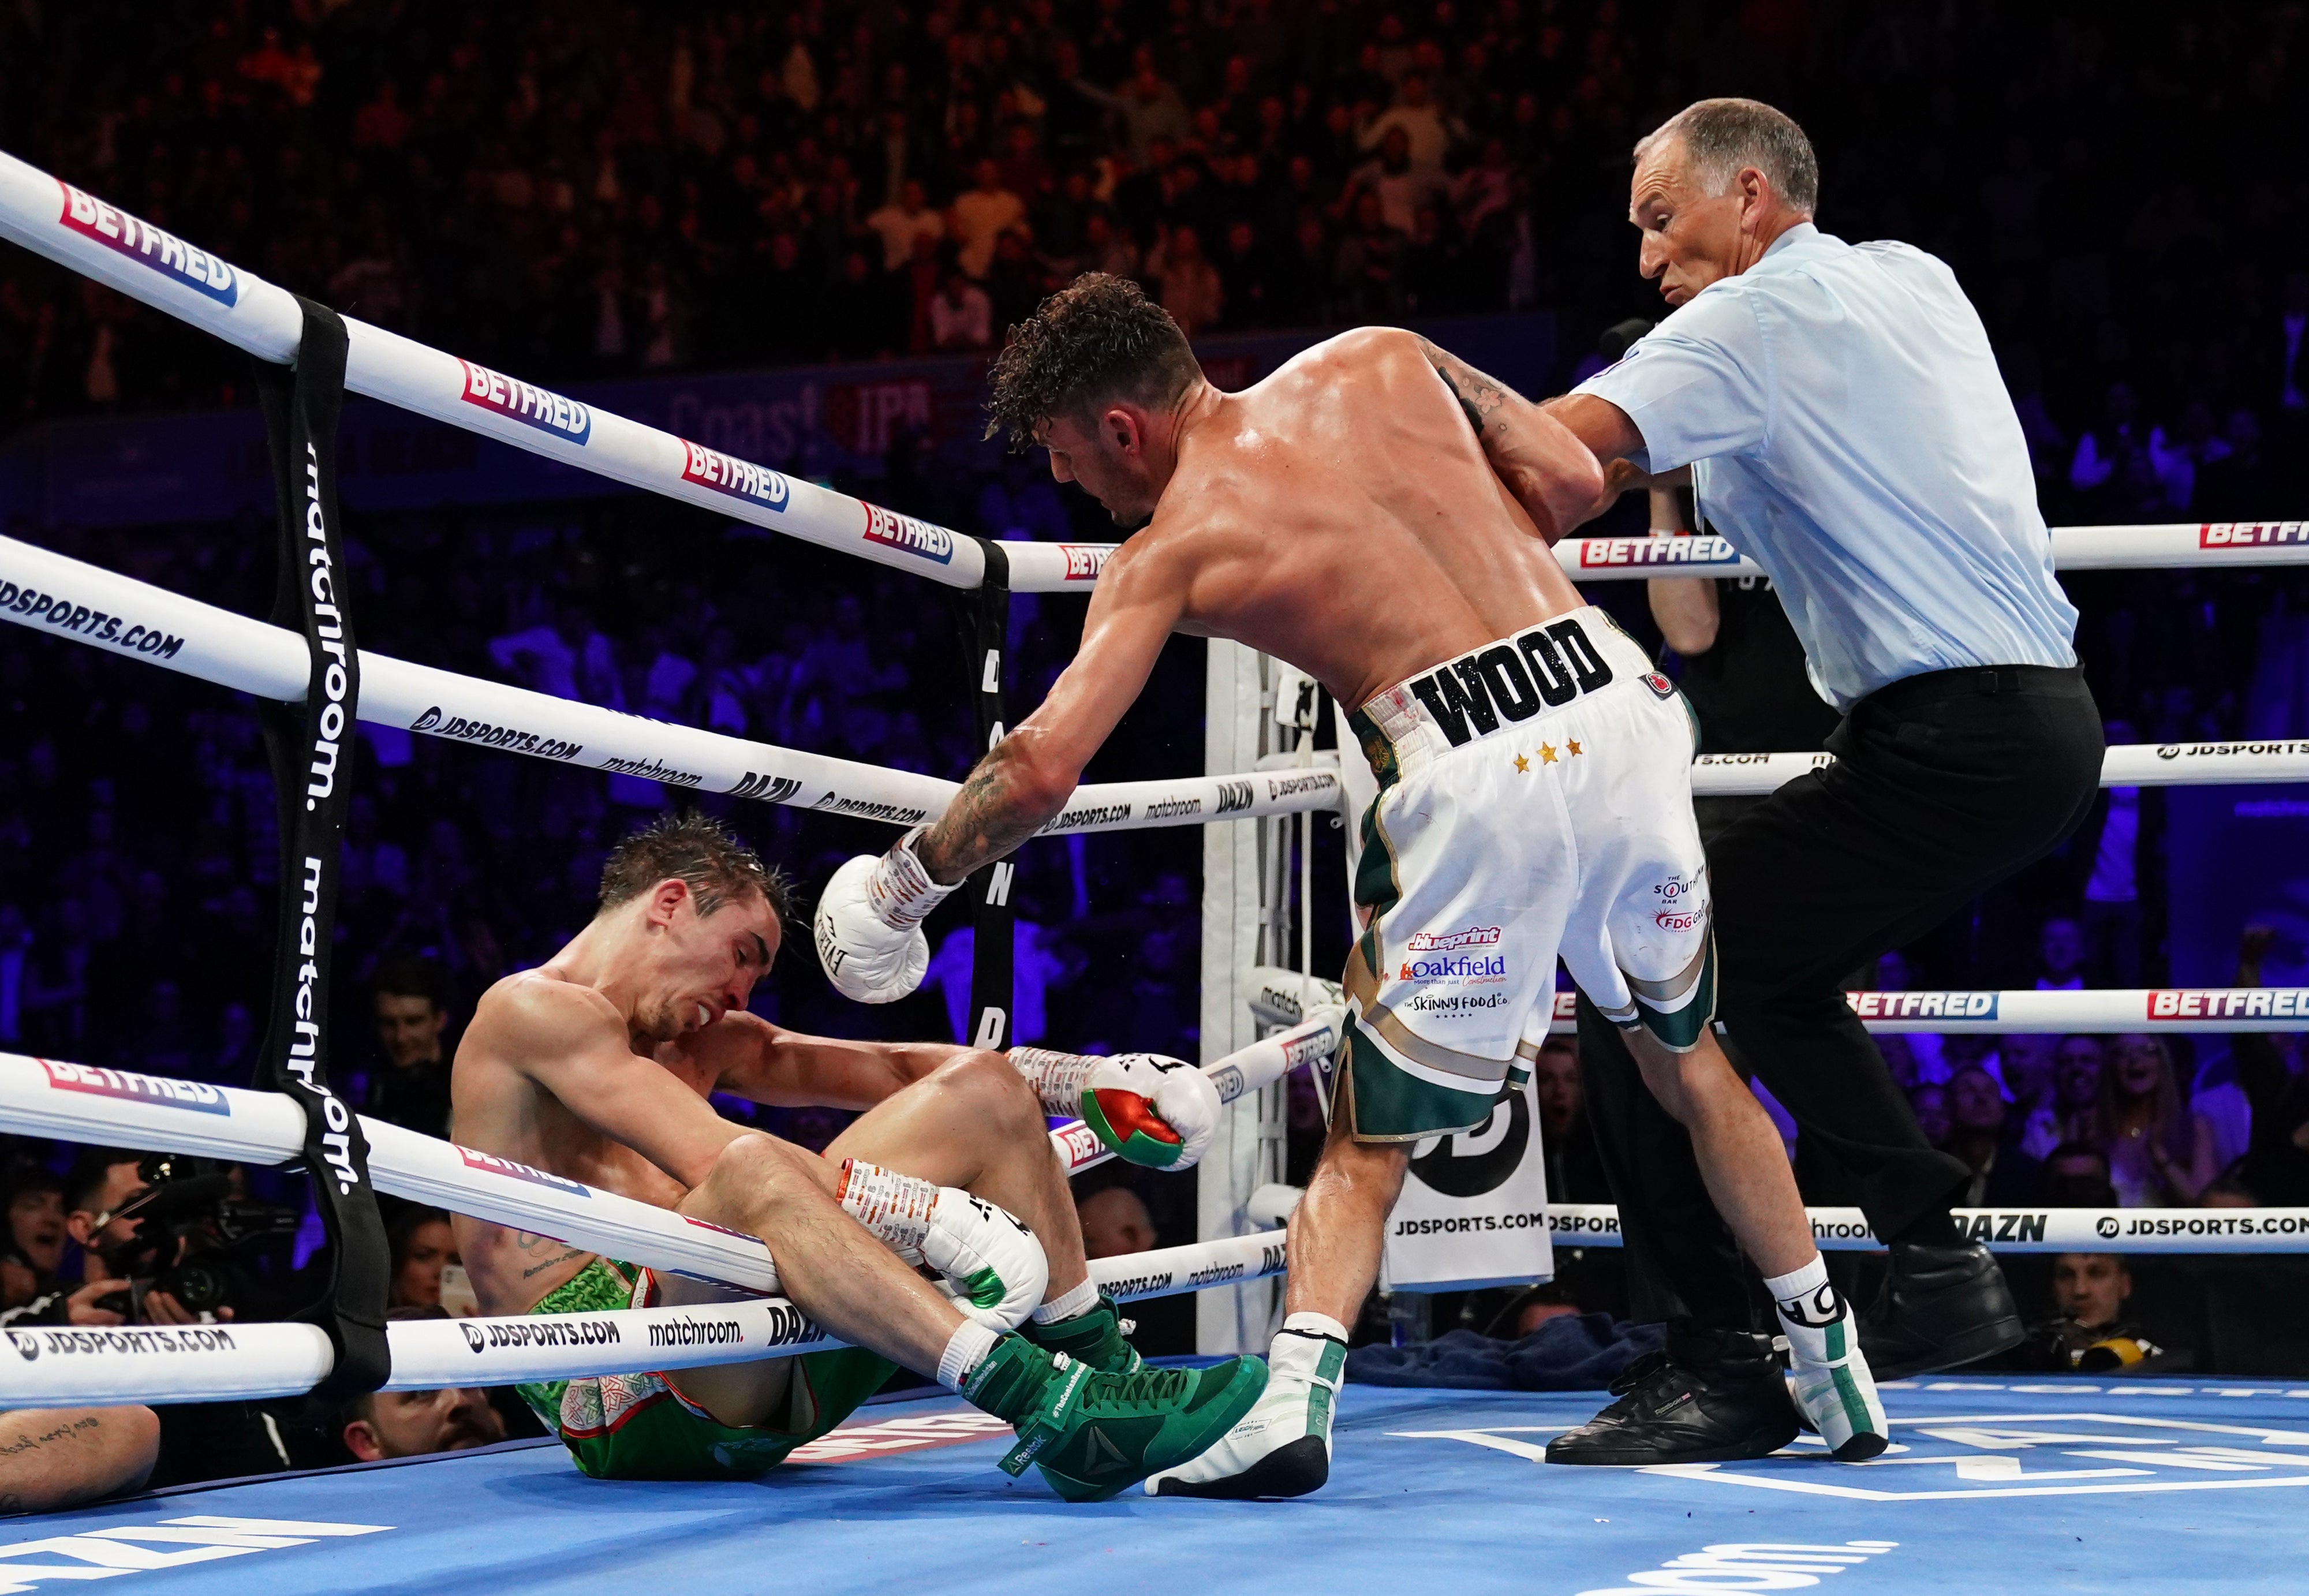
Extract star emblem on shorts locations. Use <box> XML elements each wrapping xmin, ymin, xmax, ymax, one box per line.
<box><xmin>1538</xmin><ymin>742</ymin><xmax>1557</xmax><ymax>765</ymax></box>
<box><xmin>1566</xmin><ymin>739</ymin><xmax>1583</xmax><ymax>757</ymax></box>
<box><xmin>1513</xmin><ymin>753</ymin><xmax>1529</xmax><ymax>773</ymax></box>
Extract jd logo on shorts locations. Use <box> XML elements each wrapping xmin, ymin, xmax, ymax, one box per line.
<box><xmin>1407</xmin><ymin>1087</ymin><xmax>1530</xmax><ymax>1199</ymax></box>
<box><xmin>1407</xmin><ymin>617</ymin><xmax>1615</xmax><ymax>747</ymax></box>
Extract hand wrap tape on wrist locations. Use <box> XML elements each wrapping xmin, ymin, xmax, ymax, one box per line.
<box><xmin>837</xmin><ymin>1158</ymin><xmax>936</xmax><ymax>1262</ymax></box>
<box><xmin>867</xmin><ymin>827</ymin><xmax>957</xmax><ymax>930</ymax></box>
<box><xmin>1008</xmin><ymin>1046</ymin><xmax>1100</xmax><ymax>1117</ymax></box>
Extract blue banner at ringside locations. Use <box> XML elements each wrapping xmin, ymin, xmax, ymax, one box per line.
<box><xmin>0</xmin><ymin>313</ymin><xmax>1554</xmax><ymax>532</ymax></box>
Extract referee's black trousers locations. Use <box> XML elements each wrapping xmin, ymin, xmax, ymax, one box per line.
<box><xmin>1575</xmin><ymin>664</ymin><xmax>2105</xmax><ymax>1329</ymax></box>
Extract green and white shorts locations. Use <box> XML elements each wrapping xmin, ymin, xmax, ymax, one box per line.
<box><xmin>1339</xmin><ymin>607</ymin><xmax>1716</xmax><ymax>1142</ymax></box>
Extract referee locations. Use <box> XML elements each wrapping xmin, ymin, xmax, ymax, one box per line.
<box><xmin>1542</xmin><ymin>98</ymin><xmax>2103</xmax><ymax>1465</ymax></box>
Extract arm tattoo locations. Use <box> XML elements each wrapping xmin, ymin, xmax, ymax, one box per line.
<box><xmin>917</xmin><ymin>742</ymin><xmax>1060</xmax><ymax>883</ymax></box>
<box><xmin>1417</xmin><ymin>336</ymin><xmax>1513</xmax><ymax>442</ymax></box>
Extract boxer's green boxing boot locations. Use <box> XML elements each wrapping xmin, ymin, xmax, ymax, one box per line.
<box><xmin>962</xmin><ymin>1335</ymin><xmax>1270</xmax><ymax>1502</ymax></box>
<box><xmin>1019</xmin><ymin>1292</ymin><xmax>1142</xmax><ymax>1375</ymax></box>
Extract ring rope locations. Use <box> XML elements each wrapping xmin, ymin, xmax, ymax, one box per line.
<box><xmin>0</xmin><ymin>530</ymin><xmax>1343</xmax><ymax>835</ymax></box>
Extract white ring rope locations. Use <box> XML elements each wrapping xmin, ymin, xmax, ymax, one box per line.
<box><xmin>1245</xmin><ymin>966</ymin><xmax>2309</xmax><ymax>1036</ymax></box>
<box><xmin>1553</xmin><ymin>522</ymin><xmax>2309</xmax><ymax>580</ymax></box>
<box><xmin>0</xmin><ymin>530</ymin><xmax>1342</xmax><ymax>834</ymax></box>
<box><xmin>0</xmin><ymin>1048</ymin><xmax>1290</xmax><ymax>1407</ymax></box>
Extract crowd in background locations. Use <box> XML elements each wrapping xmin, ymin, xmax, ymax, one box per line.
<box><xmin>1</xmin><ymin>0</ymin><xmax>2308</xmax><ymax>1498</ymax></box>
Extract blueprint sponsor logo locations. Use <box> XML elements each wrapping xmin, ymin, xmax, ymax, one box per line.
<box><xmin>40</xmin><ymin>1059</ymin><xmax>230</xmax><ymax>1115</ymax></box>
<box><xmin>58</xmin><ymin>181</ymin><xmax>239</xmax><ymax>305</ymax></box>
<box><xmin>861</xmin><ymin>504</ymin><xmax>955</xmax><ymax>564</ymax></box>
<box><xmin>457</xmin><ymin>359</ymin><xmax>593</xmax><ymax>444</ymax></box>
<box><xmin>678</xmin><ymin>440</ymin><xmax>791</xmax><ymax>511</ymax></box>
<box><xmin>455</xmin><ymin>1146</ymin><xmax>592</xmax><ymax>1198</ymax></box>
<box><xmin>1844</xmin><ymin>990</ymin><xmax>2000</xmax><ymax>1020</ymax></box>
<box><xmin>1407</xmin><ymin>925</ymin><xmax>1501</xmax><ymax>953</ymax></box>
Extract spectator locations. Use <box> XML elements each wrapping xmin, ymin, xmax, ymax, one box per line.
<box><xmin>2039</xmin><ymin>1142</ymin><xmax>2120</xmax><ymax>1207</ymax></box>
<box><xmin>0</xmin><ymin>1407</ymin><xmax>160</xmax><ymax>1513</ymax></box>
<box><xmin>1077</xmin><ymin>1184</ymin><xmax>1155</xmax><ymax>1259</ymax></box>
<box><xmin>865</xmin><ymin>180</ymin><xmax>944</xmax><ymax>275</ymax></box>
<box><xmin>340</xmin><ymin>1311</ymin><xmax>508</xmax><ymax>1464</ymax></box>
<box><xmin>61</xmin><ymin>1151</ymin><xmax>222</xmax><ymax>1326</ymax></box>
<box><xmin>389</xmin><ymin>1207</ymin><xmax>458</xmax><ymax>1310</ymax></box>
<box><xmin>363</xmin><ymin>958</ymin><xmax>455</xmax><ymax>1141</ymax></box>
<box><xmin>2050</xmin><ymin>1036</ymin><xmax>2108</xmax><ymax>1150</ymax></box>
<box><xmin>1071</xmin><ymin>54</ymin><xmax>1192</xmax><ymax>167</ymax></box>
<box><xmin>1356</xmin><ymin>71</ymin><xmax>1461</xmax><ymax>177</ymax></box>
<box><xmin>948</xmin><ymin>159</ymin><xmax>1028</xmax><ymax>282</ymax></box>
<box><xmin>1149</xmin><ymin>225</ymin><xmax>1223</xmax><ymax>337</ymax></box>
<box><xmin>2035</xmin><ymin>915</ymin><xmax>2088</xmax><ymax>991</ymax></box>
<box><xmin>1946</xmin><ymin>1066</ymin><xmax>2041</xmax><ymax>1206</ymax></box>
<box><xmin>2097</xmin><ymin>1034</ymin><xmax>2218</xmax><ymax>1206</ymax></box>
<box><xmin>1</xmin><ymin>1168</ymin><xmax>64</xmax><ymax>1310</ymax></box>
<box><xmin>1910</xmin><ymin>1081</ymin><xmax>1952</xmax><ymax>1148</ymax></box>
<box><xmin>928</xmin><ymin>266</ymin><xmax>993</xmax><ymax>352</ymax></box>
<box><xmin>1998</xmin><ymin>1034</ymin><xmax>2064</xmax><ymax>1158</ymax></box>
<box><xmin>1530</xmin><ymin>1035</ymin><xmax>1611</xmax><ymax>1203</ymax></box>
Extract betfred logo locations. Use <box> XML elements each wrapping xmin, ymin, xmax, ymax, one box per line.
<box><xmin>678</xmin><ymin>440</ymin><xmax>790</xmax><ymax>511</ymax></box>
<box><xmin>861</xmin><ymin>504</ymin><xmax>955</xmax><ymax>564</ymax></box>
<box><xmin>2200</xmin><ymin>522</ymin><xmax>2308</xmax><ymax>548</ymax></box>
<box><xmin>2149</xmin><ymin>988</ymin><xmax>2309</xmax><ymax>1019</ymax></box>
<box><xmin>456</xmin><ymin>359</ymin><xmax>593</xmax><ymax>444</ymax></box>
<box><xmin>1845</xmin><ymin>991</ymin><xmax>2000</xmax><ymax>1019</ymax></box>
<box><xmin>1575</xmin><ymin>535</ymin><xmax>1742</xmax><ymax>569</ymax></box>
<box><xmin>1407</xmin><ymin>925</ymin><xmax>1501</xmax><ymax>952</ymax></box>
<box><xmin>58</xmin><ymin>182</ymin><xmax>238</xmax><ymax>306</ymax></box>
<box><xmin>1060</xmin><ymin>544</ymin><xmax>1112</xmax><ymax>580</ymax></box>
<box><xmin>456</xmin><ymin>1145</ymin><xmax>592</xmax><ymax>1197</ymax></box>
<box><xmin>40</xmin><ymin>1059</ymin><xmax>231</xmax><ymax>1115</ymax></box>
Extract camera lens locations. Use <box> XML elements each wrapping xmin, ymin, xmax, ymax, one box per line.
<box><xmin>159</xmin><ymin>1261</ymin><xmax>231</xmax><ymax>1315</ymax></box>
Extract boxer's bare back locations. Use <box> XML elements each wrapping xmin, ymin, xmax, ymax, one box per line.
<box><xmin>925</xmin><ymin>328</ymin><xmax>1605</xmax><ymax>870</ymax></box>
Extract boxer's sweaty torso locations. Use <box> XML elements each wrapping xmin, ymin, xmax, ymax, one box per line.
<box><xmin>1107</xmin><ymin>327</ymin><xmax>1587</xmax><ymax>711</ymax></box>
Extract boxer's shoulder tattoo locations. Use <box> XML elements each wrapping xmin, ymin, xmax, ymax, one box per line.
<box><xmin>1417</xmin><ymin>335</ymin><xmax>1511</xmax><ymax>441</ymax></box>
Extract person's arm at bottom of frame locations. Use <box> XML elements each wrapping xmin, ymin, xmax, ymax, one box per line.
<box><xmin>0</xmin><ymin>1407</ymin><xmax>159</xmax><ymax>1515</ymax></box>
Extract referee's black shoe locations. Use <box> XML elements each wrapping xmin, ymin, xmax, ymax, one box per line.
<box><xmin>1545</xmin><ymin>1324</ymin><xmax>1798</xmax><ymax>1466</ymax></box>
<box><xmin>1858</xmin><ymin>1240</ymin><xmax>2026</xmax><ymax>1381</ymax></box>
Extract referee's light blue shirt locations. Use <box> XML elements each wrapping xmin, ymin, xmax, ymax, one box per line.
<box><xmin>1574</xmin><ymin>222</ymin><xmax>2079</xmax><ymax>711</ymax></box>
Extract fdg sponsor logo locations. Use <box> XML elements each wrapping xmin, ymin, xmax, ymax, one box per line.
<box><xmin>678</xmin><ymin>439</ymin><xmax>791</xmax><ymax>511</ymax></box>
<box><xmin>460</xmin><ymin>1317</ymin><xmax>622</xmax><ymax>1354</ymax></box>
<box><xmin>861</xmin><ymin>504</ymin><xmax>955</xmax><ymax>564</ymax></box>
<box><xmin>2149</xmin><ymin>988</ymin><xmax>2309</xmax><ymax>1019</ymax></box>
<box><xmin>457</xmin><ymin>1145</ymin><xmax>593</xmax><ymax>1198</ymax></box>
<box><xmin>58</xmin><ymin>181</ymin><xmax>238</xmax><ymax>305</ymax></box>
<box><xmin>409</xmin><ymin>706</ymin><xmax>583</xmax><ymax>761</ymax></box>
<box><xmin>457</xmin><ymin>359</ymin><xmax>593</xmax><ymax>444</ymax></box>
<box><xmin>2200</xmin><ymin>521</ymin><xmax>2308</xmax><ymax>548</ymax></box>
<box><xmin>730</xmin><ymin>772</ymin><xmax>804</xmax><ymax>804</ymax></box>
<box><xmin>0</xmin><ymin>581</ymin><xmax>186</xmax><ymax>659</ymax></box>
<box><xmin>40</xmin><ymin>1059</ymin><xmax>230</xmax><ymax>1115</ymax></box>
<box><xmin>1845</xmin><ymin>990</ymin><xmax>2001</xmax><ymax>1019</ymax></box>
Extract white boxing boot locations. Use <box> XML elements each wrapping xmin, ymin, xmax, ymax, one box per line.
<box><xmin>1145</xmin><ymin>1312</ymin><xmax>1346</xmax><ymax>1498</ymax></box>
<box><xmin>1768</xmin><ymin>1258</ymin><xmax>1889</xmax><ymax>1462</ymax></box>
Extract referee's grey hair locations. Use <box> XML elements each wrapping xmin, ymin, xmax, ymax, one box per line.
<box><xmin>1635</xmin><ymin>98</ymin><xmax>1819</xmax><ymax>214</ymax></box>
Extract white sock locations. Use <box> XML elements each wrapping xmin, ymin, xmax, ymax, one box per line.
<box><xmin>1762</xmin><ymin>1254</ymin><xmax>1845</xmax><ymax>1363</ymax></box>
<box><xmin>1032</xmin><ymin>1276</ymin><xmax>1100</xmax><ymax>1325</ymax></box>
<box><xmin>1281</xmin><ymin>1311</ymin><xmax>1349</xmax><ymax>1344</ymax></box>
<box><xmin>937</xmin><ymin>1318</ymin><xmax>1002</xmax><ymax>1392</ymax></box>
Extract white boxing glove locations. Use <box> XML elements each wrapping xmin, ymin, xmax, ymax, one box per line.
<box><xmin>814</xmin><ymin>828</ymin><xmax>957</xmax><ymax>1003</ymax></box>
<box><xmin>836</xmin><ymin>1159</ymin><xmax>1048</xmax><ymax>1331</ymax></box>
<box><xmin>1011</xmin><ymin>1048</ymin><xmax>1222</xmax><ymax>1170</ymax></box>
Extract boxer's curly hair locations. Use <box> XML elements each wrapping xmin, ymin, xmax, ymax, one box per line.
<box><xmin>597</xmin><ymin>811</ymin><xmax>791</xmax><ymax>929</ymax></box>
<box><xmin>984</xmin><ymin>273</ymin><xmax>1203</xmax><ymax>448</ymax></box>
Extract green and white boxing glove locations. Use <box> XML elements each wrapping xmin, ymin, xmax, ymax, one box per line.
<box><xmin>1011</xmin><ymin>1047</ymin><xmax>1221</xmax><ymax>1169</ymax></box>
<box><xmin>838</xmin><ymin>1158</ymin><xmax>1048</xmax><ymax>1330</ymax></box>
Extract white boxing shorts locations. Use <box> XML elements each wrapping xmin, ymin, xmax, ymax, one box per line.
<box><xmin>1337</xmin><ymin>606</ymin><xmax>1714</xmax><ymax>1141</ymax></box>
